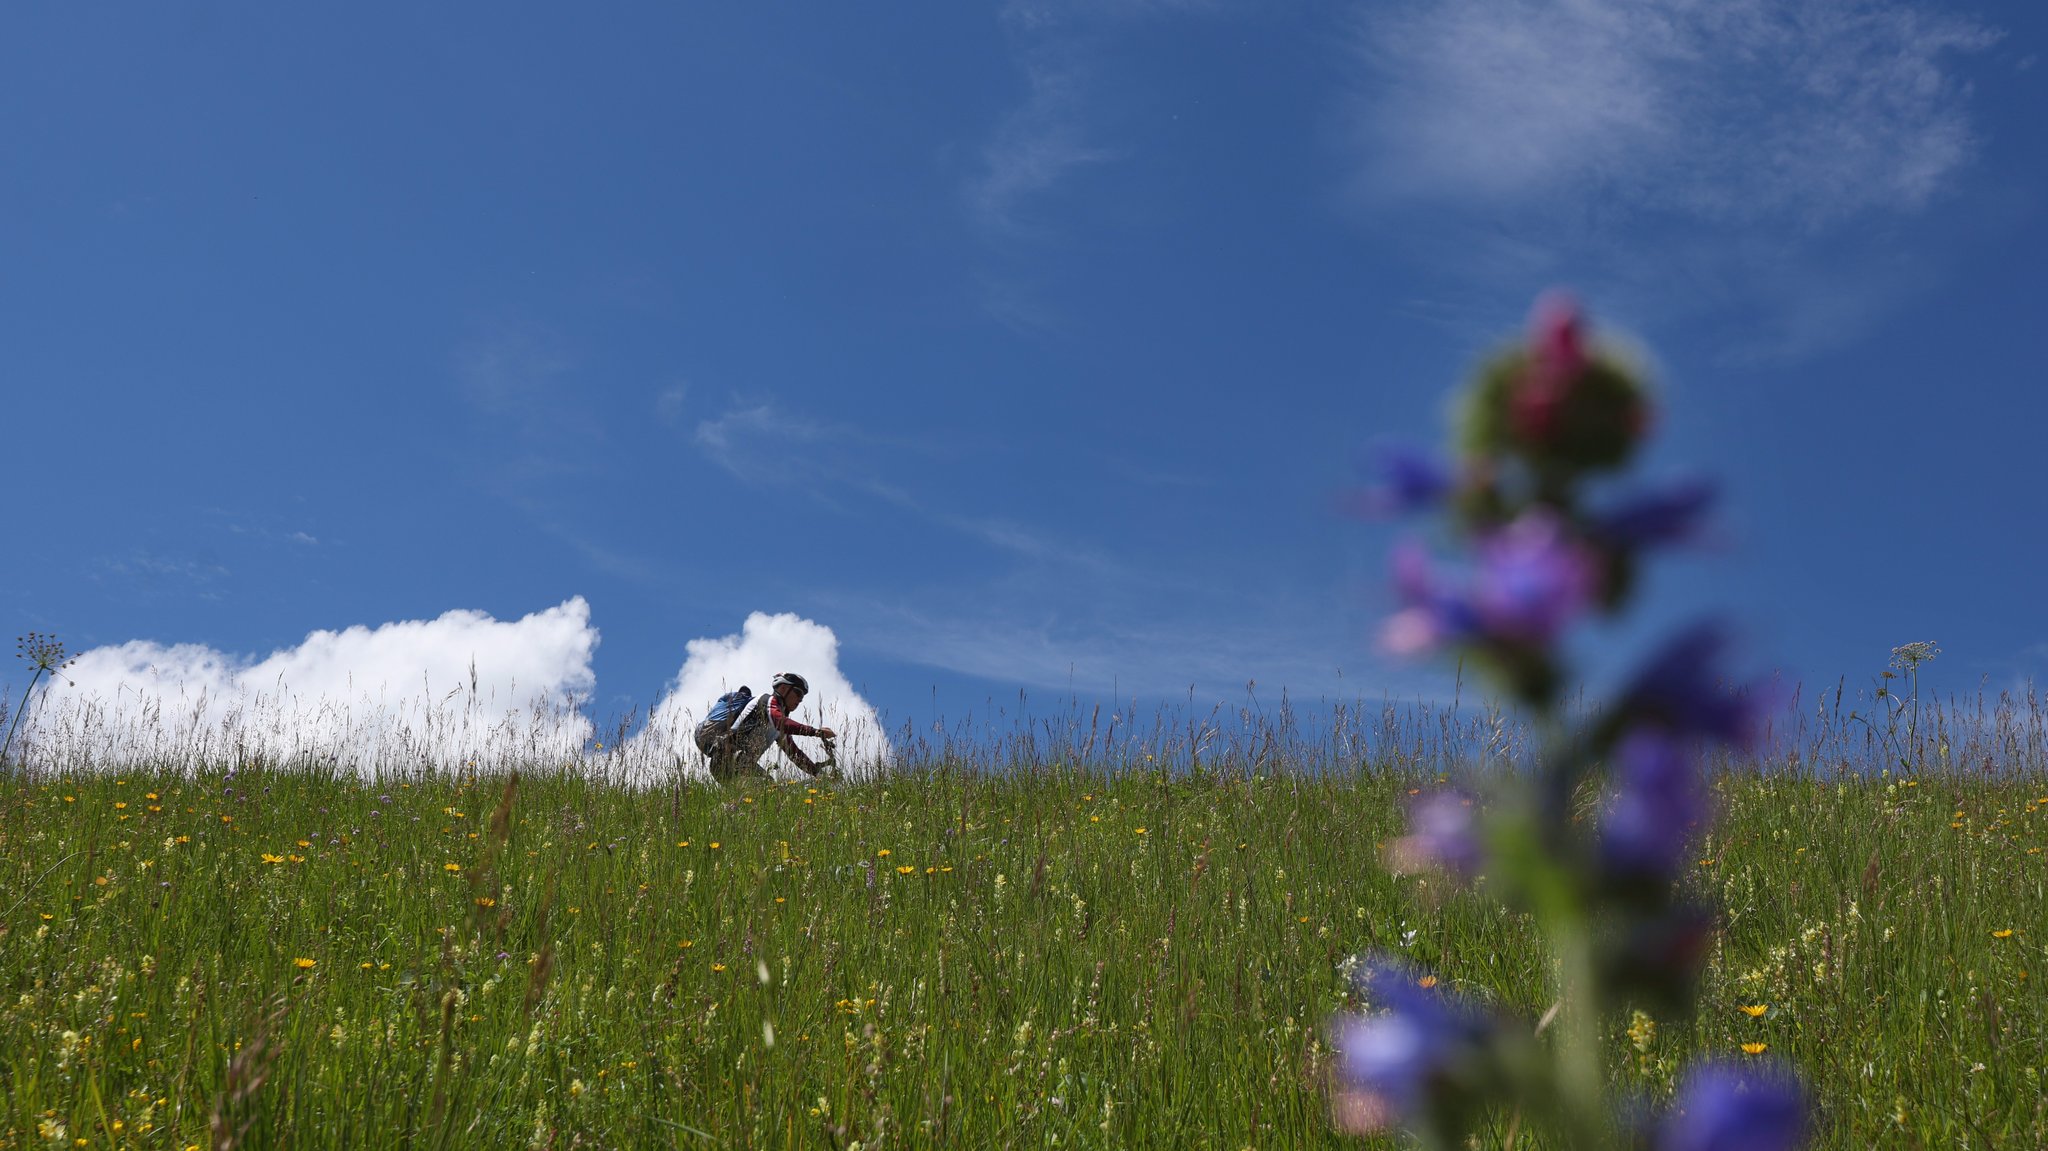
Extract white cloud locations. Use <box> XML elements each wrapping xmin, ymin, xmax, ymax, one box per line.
<box><xmin>1343</xmin><ymin>0</ymin><xmax>2000</xmax><ymax>356</ymax></box>
<box><xmin>632</xmin><ymin>612</ymin><xmax>894</xmax><ymax>781</ymax></box>
<box><xmin>969</xmin><ymin>50</ymin><xmax>1112</xmax><ymax>236</ymax></box>
<box><xmin>1349</xmin><ymin>0</ymin><xmax>1999</xmax><ymax>225</ymax></box>
<box><xmin>16</xmin><ymin>601</ymin><xmax>891</xmax><ymax>785</ymax></box>
<box><xmin>23</xmin><ymin>599</ymin><xmax>599</xmax><ymax>775</ymax></box>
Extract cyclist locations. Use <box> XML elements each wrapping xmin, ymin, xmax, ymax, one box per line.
<box><xmin>702</xmin><ymin>672</ymin><xmax>836</xmax><ymax>782</ymax></box>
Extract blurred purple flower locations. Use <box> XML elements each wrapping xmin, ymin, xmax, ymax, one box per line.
<box><xmin>1619</xmin><ymin>623</ymin><xmax>1770</xmax><ymax>747</ymax></box>
<box><xmin>1380</xmin><ymin>541</ymin><xmax>1478</xmax><ymax>656</ymax></box>
<box><xmin>1333</xmin><ymin>959</ymin><xmax>1496</xmax><ymax>1126</ymax></box>
<box><xmin>1601</xmin><ymin>729</ymin><xmax>1707</xmax><ymax>879</ymax></box>
<box><xmin>1381</xmin><ymin>513</ymin><xmax>1594</xmax><ymax>656</ymax></box>
<box><xmin>1593</xmin><ymin>480</ymin><xmax>1717</xmax><ymax>548</ymax></box>
<box><xmin>1387</xmin><ymin>790</ymin><xmax>1482</xmax><ymax>876</ymax></box>
<box><xmin>1658</xmin><ymin>1062</ymin><xmax>1808</xmax><ymax>1151</ymax></box>
<box><xmin>1358</xmin><ymin>444</ymin><xmax>1454</xmax><ymax>517</ymax></box>
<box><xmin>1471</xmin><ymin>512</ymin><xmax>1597</xmax><ymax>643</ymax></box>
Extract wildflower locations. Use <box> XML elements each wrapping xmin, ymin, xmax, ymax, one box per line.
<box><xmin>1386</xmin><ymin>790</ymin><xmax>1482</xmax><ymax>877</ymax></box>
<box><xmin>1134</xmin><ymin>827</ymin><xmax>1147</xmax><ymax>836</ymax></box>
<box><xmin>1628</xmin><ymin>1009</ymin><xmax>1657</xmax><ymax>1053</ymax></box>
<box><xmin>1507</xmin><ymin>291</ymin><xmax>1589</xmax><ymax>443</ymax></box>
<box><xmin>709</xmin><ymin>842</ymin><xmax>721</xmax><ymax>850</ymax></box>
<box><xmin>1740</xmin><ymin>1043</ymin><xmax>1768</xmax><ymax>1055</ymax></box>
<box><xmin>1383</xmin><ymin>512</ymin><xmax>1596</xmax><ymax>657</ymax></box>
<box><xmin>711</xmin><ymin>963</ymin><xmax>727</xmax><ymax>973</ymax></box>
<box><xmin>1993</xmin><ymin>929</ymin><xmax>2015</xmax><ymax>939</ymax></box>
<box><xmin>1329</xmin><ymin>958</ymin><xmax>1503</xmax><ymax>1135</ymax></box>
<box><xmin>1659</xmin><ymin>1062</ymin><xmax>1806</xmax><ymax>1151</ymax></box>
<box><xmin>1616</xmin><ymin>623</ymin><xmax>1765</xmax><ymax>747</ymax></box>
<box><xmin>1601</xmin><ymin>728</ymin><xmax>1708</xmax><ymax>882</ymax></box>
<box><xmin>1355</xmin><ymin>443</ymin><xmax>1453</xmax><ymax>517</ymax></box>
<box><xmin>476</xmin><ymin>898</ymin><xmax>497</xmax><ymax>908</ymax></box>
<box><xmin>896</xmin><ymin>866</ymin><xmax>915</xmax><ymax>875</ymax></box>
<box><xmin>1590</xmin><ymin>480</ymin><xmax>1717</xmax><ymax>549</ymax></box>
<box><xmin>443</xmin><ymin>863</ymin><xmax>462</xmax><ymax>872</ymax></box>
<box><xmin>1738</xmin><ymin>1005</ymin><xmax>1768</xmax><ymax>1018</ymax></box>
<box><xmin>295</xmin><ymin>958</ymin><xmax>317</xmax><ymax>969</ymax></box>
<box><xmin>876</xmin><ymin>849</ymin><xmax>890</xmax><ymax>857</ymax></box>
<box><xmin>261</xmin><ymin>854</ymin><xmax>285</xmax><ymax>865</ymax></box>
<box><xmin>678</xmin><ymin>940</ymin><xmax>693</xmax><ymax>949</ymax></box>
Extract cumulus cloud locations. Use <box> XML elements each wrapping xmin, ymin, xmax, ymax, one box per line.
<box><xmin>23</xmin><ymin>599</ymin><xmax>599</xmax><ymax>775</ymax></box>
<box><xmin>634</xmin><ymin>611</ymin><xmax>894</xmax><ymax>781</ymax></box>
<box><xmin>14</xmin><ymin>601</ymin><xmax>890</xmax><ymax>785</ymax></box>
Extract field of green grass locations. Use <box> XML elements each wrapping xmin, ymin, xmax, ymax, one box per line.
<box><xmin>2</xmin><ymin>762</ymin><xmax>2044</xmax><ymax>1149</ymax></box>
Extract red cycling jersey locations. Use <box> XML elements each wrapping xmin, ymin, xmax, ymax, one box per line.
<box><xmin>768</xmin><ymin>693</ymin><xmax>822</xmax><ymax>738</ymax></box>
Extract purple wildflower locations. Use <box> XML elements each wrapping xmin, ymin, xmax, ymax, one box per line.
<box><xmin>1387</xmin><ymin>790</ymin><xmax>1483</xmax><ymax>877</ymax></box>
<box><xmin>1360</xmin><ymin>444</ymin><xmax>1454</xmax><ymax>516</ymax></box>
<box><xmin>1593</xmin><ymin>480</ymin><xmax>1717</xmax><ymax>548</ymax></box>
<box><xmin>1619</xmin><ymin>623</ymin><xmax>1769</xmax><ymax>747</ymax></box>
<box><xmin>1469</xmin><ymin>511</ymin><xmax>1597</xmax><ymax>645</ymax></box>
<box><xmin>1380</xmin><ymin>541</ymin><xmax>1479</xmax><ymax>655</ymax></box>
<box><xmin>1332</xmin><ymin>958</ymin><xmax>1497</xmax><ymax>1126</ymax></box>
<box><xmin>1380</xmin><ymin>513</ymin><xmax>1594</xmax><ymax>656</ymax></box>
<box><xmin>1601</xmin><ymin>728</ymin><xmax>1708</xmax><ymax>880</ymax></box>
<box><xmin>1658</xmin><ymin>1062</ymin><xmax>1808</xmax><ymax>1151</ymax></box>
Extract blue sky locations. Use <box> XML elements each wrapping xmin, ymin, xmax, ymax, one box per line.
<box><xmin>6</xmin><ymin>1</ymin><xmax>2044</xmax><ymax>748</ymax></box>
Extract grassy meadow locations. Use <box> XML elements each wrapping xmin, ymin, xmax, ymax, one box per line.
<box><xmin>2</xmin><ymin>752</ymin><xmax>2045</xmax><ymax>1150</ymax></box>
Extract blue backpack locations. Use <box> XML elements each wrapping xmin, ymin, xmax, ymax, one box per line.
<box><xmin>704</xmin><ymin>686</ymin><xmax>754</xmax><ymax>734</ymax></box>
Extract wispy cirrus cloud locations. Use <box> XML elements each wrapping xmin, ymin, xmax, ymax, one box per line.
<box><xmin>969</xmin><ymin>48</ymin><xmax>1110</xmax><ymax>238</ymax></box>
<box><xmin>1342</xmin><ymin>0</ymin><xmax>2001</xmax><ymax>356</ymax></box>
<box><xmin>967</xmin><ymin>0</ymin><xmax>1227</xmax><ymax>321</ymax></box>
<box><xmin>693</xmin><ymin>398</ymin><xmax>1122</xmax><ymax>574</ymax></box>
<box><xmin>1349</xmin><ymin>0</ymin><xmax>1998</xmax><ymax>223</ymax></box>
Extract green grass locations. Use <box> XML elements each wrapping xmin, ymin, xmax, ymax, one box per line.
<box><xmin>2</xmin><ymin>764</ymin><xmax>2044</xmax><ymax>1149</ymax></box>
